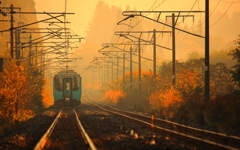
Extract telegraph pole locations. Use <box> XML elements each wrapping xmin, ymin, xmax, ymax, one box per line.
<box><xmin>130</xmin><ymin>47</ymin><xmax>133</xmax><ymax>89</ymax></box>
<box><xmin>29</xmin><ymin>32</ymin><xmax>32</xmax><ymax>65</ymax></box>
<box><xmin>138</xmin><ymin>38</ymin><xmax>141</xmax><ymax>91</ymax></box>
<box><xmin>10</xmin><ymin>4</ymin><xmax>14</xmax><ymax>58</ymax></box>
<box><xmin>112</xmin><ymin>59</ymin><xmax>114</xmax><ymax>85</ymax></box>
<box><xmin>43</xmin><ymin>53</ymin><xmax>45</xmax><ymax>75</ymax></box>
<box><xmin>153</xmin><ymin>29</ymin><xmax>156</xmax><ymax>82</ymax></box>
<box><xmin>41</xmin><ymin>49</ymin><xmax>43</xmax><ymax>71</ymax></box>
<box><xmin>123</xmin><ymin>53</ymin><xmax>126</xmax><ymax>91</ymax></box>
<box><xmin>15</xmin><ymin>29</ymin><xmax>21</xmax><ymax>66</ymax></box>
<box><xmin>15</xmin><ymin>29</ymin><xmax>18</xmax><ymax>60</ymax></box>
<box><xmin>102</xmin><ymin>62</ymin><xmax>106</xmax><ymax>85</ymax></box>
<box><xmin>172</xmin><ymin>13</ymin><xmax>176</xmax><ymax>86</ymax></box>
<box><xmin>205</xmin><ymin>0</ymin><xmax>210</xmax><ymax>101</ymax></box>
<box><xmin>117</xmin><ymin>57</ymin><xmax>119</xmax><ymax>83</ymax></box>
<box><xmin>35</xmin><ymin>44</ymin><xmax>38</xmax><ymax>65</ymax></box>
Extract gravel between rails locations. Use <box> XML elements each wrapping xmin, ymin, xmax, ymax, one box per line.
<box><xmin>43</xmin><ymin>108</ymin><xmax>88</xmax><ymax>150</ymax></box>
<box><xmin>75</xmin><ymin>101</ymin><xmax>192</xmax><ymax>150</ymax></box>
<box><xmin>0</xmin><ymin>102</ymin><xmax>194</xmax><ymax>150</ymax></box>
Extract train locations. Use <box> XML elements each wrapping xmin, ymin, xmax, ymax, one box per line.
<box><xmin>53</xmin><ymin>70</ymin><xmax>82</xmax><ymax>106</ymax></box>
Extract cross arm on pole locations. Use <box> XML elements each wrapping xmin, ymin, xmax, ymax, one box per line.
<box><xmin>122</xmin><ymin>11</ymin><xmax>204</xmax><ymax>16</ymax></box>
<box><xmin>0</xmin><ymin>14</ymin><xmax>66</xmax><ymax>33</ymax></box>
<box><xmin>119</xmin><ymin>11</ymin><xmax>205</xmax><ymax>38</ymax></box>
<box><xmin>115</xmin><ymin>32</ymin><xmax>172</xmax><ymax>50</ymax></box>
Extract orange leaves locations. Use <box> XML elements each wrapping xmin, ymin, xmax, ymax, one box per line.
<box><xmin>1</xmin><ymin>61</ymin><xmax>29</xmax><ymax>101</ymax></box>
<box><xmin>41</xmin><ymin>79</ymin><xmax>53</xmax><ymax>107</ymax></box>
<box><xmin>147</xmin><ymin>86</ymin><xmax>183</xmax><ymax>115</ymax></box>
<box><xmin>0</xmin><ymin>60</ymin><xmax>45</xmax><ymax>122</ymax></box>
<box><xmin>13</xmin><ymin>109</ymin><xmax>34</xmax><ymax>122</ymax></box>
<box><xmin>176</xmin><ymin>69</ymin><xmax>204</xmax><ymax>99</ymax></box>
<box><xmin>103</xmin><ymin>90</ymin><xmax>125</xmax><ymax>105</ymax></box>
<box><xmin>177</xmin><ymin>69</ymin><xmax>202</xmax><ymax>90</ymax></box>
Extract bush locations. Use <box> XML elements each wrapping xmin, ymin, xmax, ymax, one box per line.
<box><xmin>147</xmin><ymin>86</ymin><xmax>183</xmax><ymax>118</ymax></box>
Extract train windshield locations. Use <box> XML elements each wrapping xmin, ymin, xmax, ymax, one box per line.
<box><xmin>54</xmin><ymin>76</ymin><xmax>62</xmax><ymax>91</ymax></box>
<box><xmin>73</xmin><ymin>76</ymin><xmax>80</xmax><ymax>91</ymax></box>
<box><xmin>65</xmin><ymin>81</ymin><xmax>70</xmax><ymax>91</ymax></box>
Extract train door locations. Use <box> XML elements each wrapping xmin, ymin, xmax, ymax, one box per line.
<box><xmin>63</xmin><ymin>78</ymin><xmax>72</xmax><ymax>105</ymax></box>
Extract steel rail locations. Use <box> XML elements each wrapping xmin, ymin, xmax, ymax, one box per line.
<box><xmin>34</xmin><ymin>108</ymin><xmax>97</xmax><ymax>150</ymax></box>
<box><xmin>33</xmin><ymin>109</ymin><xmax>62</xmax><ymax>150</ymax></box>
<box><xmin>84</xmin><ymin>92</ymin><xmax>240</xmax><ymax>150</ymax></box>
<box><xmin>73</xmin><ymin>109</ymin><xmax>97</xmax><ymax>150</ymax></box>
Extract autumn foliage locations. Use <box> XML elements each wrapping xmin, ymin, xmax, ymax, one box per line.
<box><xmin>99</xmin><ymin>52</ymin><xmax>240</xmax><ymax>132</ymax></box>
<box><xmin>147</xmin><ymin>87</ymin><xmax>182</xmax><ymax>118</ymax></box>
<box><xmin>41</xmin><ymin>79</ymin><xmax>54</xmax><ymax>107</ymax></box>
<box><xmin>104</xmin><ymin>90</ymin><xmax>125</xmax><ymax>105</ymax></box>
<box><xmin>0</xmin><ymin>59</ymin><xmax>46</xmax><ymax>127</ymax></box>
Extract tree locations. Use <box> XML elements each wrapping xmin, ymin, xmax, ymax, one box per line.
<box><xmin>228</xmin><ymin>35</ymin><xmax>240</xmax><ymax>89</ymax></box>
<box><xmin>0</xmin><ymin>60</ymin><xmax>45</xmax><ymax>123</ymax></box>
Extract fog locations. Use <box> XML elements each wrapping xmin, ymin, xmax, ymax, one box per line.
<box><xmin>32</xmin><ymin>0</ymin><xmax>240</xmax><ymax>87</ymax></box>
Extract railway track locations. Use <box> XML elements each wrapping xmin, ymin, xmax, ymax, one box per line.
<box><xmin>84</xmin><ymin>92</ymin><xmax>240</xmax><ymax>150</ymax></box>
<box><xmin>33</xmin><ymin>107</ymin><xmax>97</xmax><ymax>150</ymax></box>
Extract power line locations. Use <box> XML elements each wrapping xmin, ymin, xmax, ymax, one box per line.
<box><xmin>175</xmin><ymin>0</ymin><xmax>198</xmax><ymax>25</ymax></box>
<box><xmin>179</xmin><ymin>22</ymin><xmax>194</xmax><ymax>42</ymax></box>
<box><xmin>3</xmin><ymin>6</ymin><xmax>30</xmax><ymax>25</ymax></box>
<box><xmin>130</xmin><ymin>0</ymin><xmax>158</xmax><ymax>30</ymax></box>
<box><xmin>195</xmin><ymin>0</ymin><xmax>237</xmax><ymax>28</ymax></box>
<box><xmin>221</xmin><ymin>0</ymin><xmax>240</xmax><ymax>3</ymax></box>
<box><xmin>129</xmin><ymin>0</ymin><xmax>167</xmax><ymax>31</ymax></box>
<box><xmin>117</xmin><ymin>0</ymin><xmax>167</xmax><ymax>46</ymax></box>
<box><xmin>210</xmin><ymin>0</ymin><xmax>221</xmax><ymax>16</ymax></box>
<box><xmin>210</xmin><ymin>0</ymin><xmax>234</xmax><ymax>27</ymax></box>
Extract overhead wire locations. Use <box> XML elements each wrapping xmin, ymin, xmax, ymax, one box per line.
<box><xmin>173</xmin><ymin>0</ymin><xmax>198</xmax><ymax>43</ymax></box>
<box><xmin>129</xmin><ymin>0</ymin><xmax>167</xmax><ymax>32</ymax></box>
<box><xmin>176</xmin><ymin>0</ymin><xmax>236</xmax><ymax>44</ymax></box>
<box><xmin>210</xmin><ymin>0</ymin><xmax>221</xmax><ymax>16</ymax></box>
<box><xmin>127</xmin><ymin>19</ymin><xmax>132</xmax><ymax>32</ymax></box>
<box><xmin>195</xmin><ymin>0</ymin><xmax>236</xmax><ymax>28</ymax></box>
<box><xmin>195</xmin><ymin>0</ymin><xmax>220</xmax><ymax>29</ymax></box>
<box><xmin>129</xmin><ymin>0</ymin><xmax>158</xmax><ymax>31</ymax></box>
<box><xmin>152</xmin><ymin>0</ymin><xmax>199</xmax><ymax>48</ymax></box>
<box><xmin>174</xmin><ymin>0</ymin><xmax>198</xmax><ymax>25</ymax></box>
<box><xmin>0</xmin><ymin>3</ymin><xmax>12</xmax><ymax>50</ymax></box>
<box><xmin>174</xmin><ymin>0</ymin><xmax>222</xmax><ymax>42</ymax></box>
<box><xmin>178</xmin><ymin>22</ymin><xmax>194</xmax><ymax>42</ymax></box>
<box><xmin>197</xmin><ymin>0</ymin><xmax>202</xmax><ymax>36</ymax></box>
<box><xmin>220</xmin><ymin>0</ymin><xmax>240</xmax><ymax>3</ymax></box>
<box><xmin>176</xmin><ymin>0</ymin><xmax>201</xmax><ymax>42</ymax></box>
<box><xmin>210</xmin><ymin>0</ymin><xmax>234</xmax><ymax>27</ymax></box>
<box><xmin>3</xmin><ymin>2</ymin><xmax>30</xmax><ymax>25</ymax></box>
<box><xmin>127</xmin><ymin>0</ymin><xmax>169</xmax><ymax>54</ymax></box>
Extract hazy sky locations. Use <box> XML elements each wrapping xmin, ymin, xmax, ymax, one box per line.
<box><xmin>32</xmin><ymin>0</ymin><xmax>240</xmax><ymax>79</ymax></box>
<box><xmin>34</xmin><ymin>0</ymin><xmax>240</xmax><ymax>38</ymax></box>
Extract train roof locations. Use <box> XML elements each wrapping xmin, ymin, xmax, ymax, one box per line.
<box><xmin>56</xmin><ymin>70</ymin><xmax>78</xmax><ymax>75</ymax></box>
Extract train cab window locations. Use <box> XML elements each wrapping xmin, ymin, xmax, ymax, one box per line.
<box><xmin>65</xmin><ymin>81</ymin><xmax>70</xmax><ymax>91</ymax></box>
<box><xmin>54</xmin><ymin>76</ymin><xmax>62</xmax><ymax>91</ymax></box>
<box><xmin>73</xmin><ymin>76</ymin><xmax>79</xmax><ymax>91</ymax></box>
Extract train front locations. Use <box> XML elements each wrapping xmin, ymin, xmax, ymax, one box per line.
<box><xmin>53</xmin><ymin>72</ymin><xmax>82</xmax><ymax>106</ymax></box>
